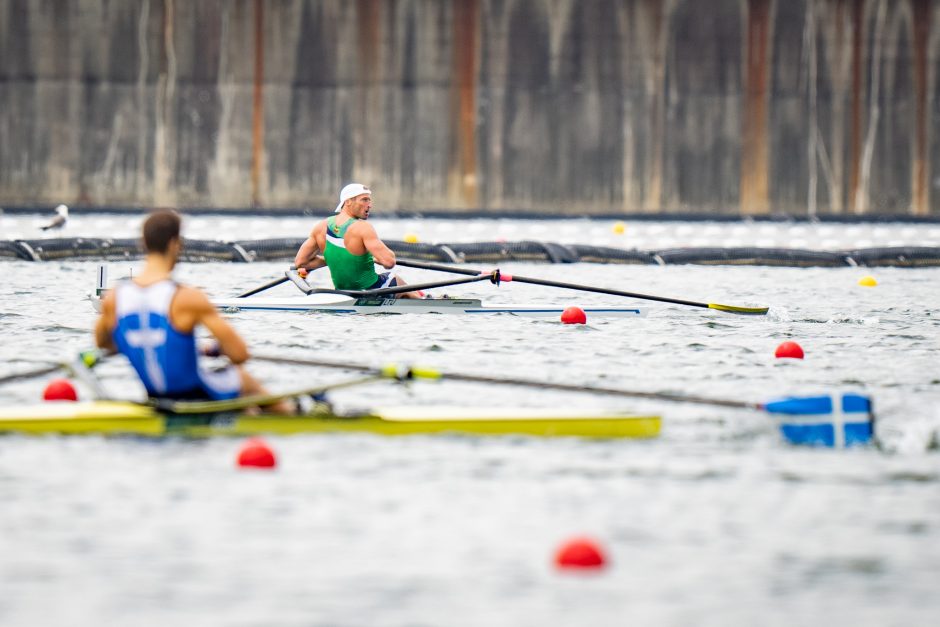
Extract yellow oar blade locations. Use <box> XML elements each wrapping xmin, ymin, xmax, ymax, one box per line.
<box><xmin>707</xmin><ymin>303</ymin><xmax>769</xmax><ymax>315</ymax></box>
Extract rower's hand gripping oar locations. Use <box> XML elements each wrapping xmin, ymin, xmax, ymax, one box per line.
<box><xmin>253</xmin><ymin>354</ymin><xmax>874</xmax><ymax>448</ymax></box>
<box><xmin>394</xmin><ymin>258</ymin><xmax>769</xmax><ymax>315</ymax></box>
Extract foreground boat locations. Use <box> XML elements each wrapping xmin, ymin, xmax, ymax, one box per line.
<box><xmin>0</xmin><ymin>401</ymin><xmax>661</xmax><ymax>439</ymax></box>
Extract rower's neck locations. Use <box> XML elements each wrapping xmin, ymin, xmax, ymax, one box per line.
<box><xmin>335</xmin><ymin>211</ymin><xmax>357</xmax><ymax>226</ymax></box>
<box><xmin>134</xmin><ymin>253</ymin><xmax>175</xmax><ymax>286</ymax></box>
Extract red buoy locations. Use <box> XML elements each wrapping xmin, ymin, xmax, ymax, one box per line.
<box><xmin>561</xmin><ymin>306</ymin><xmax>587</xmax><ymax>325</ymax></box>
<box><xmin>236</xmin><ymin>438</ymin><xmax>277</xmax><ymax>469</ymax></box>
<box><xmin>43</xmin><ymin>379</ymin><xmax>78</xmax><ymax>401</ymax></box>
<box><xmin>774</xmin><ymin>341</ymin><xmax>805</xmax><ymax>359</ymax></box>
<box><xmin>554</xmin><ymin>537</ymin><xmax>608</xmax><ymax>570</ymax></box>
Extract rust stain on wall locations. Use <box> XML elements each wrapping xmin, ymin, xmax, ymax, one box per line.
<box><xmin>740</xmin><ymin>0</ymin><xmax>773</xmax><ymax>215</ymax></box>
<box><xmin>640</xmin><ymin>0</ymin><xmax>666</xmax><ymax>212</ymax></box>
<box><xmin>251</xmin><ymin>0</ymin><xmax>265</xmax><ymax>207</ymax></box>
<box><xmin>830</xmin><ymin>0</ymin><xmax>852</xmax><ymax>213</ymax></box>
<box><xmin>911</xmin><ymin>0</ymin><xmax>930</xmax><ymax>215</ymax></box>
<box><xmin>357</xmin><ymin>0</ymin><xmax>381</xmax><ymax>80</ymax></box>
<box><xmin>154</xmin><ymin>0</ymin><xmax>177</xmax><ymax>207</ymax></box>
<box><xmin>450</xmin><ymin>0</ymin><xmax>479</xmax><ymax>206</ymax></box>
<box><xmin>848</xmin><ymin>0</ymin><xmax>864</xmax><ymax>212</ymax></box>
<box><xmin>355</xmin><ymin>0</ymin><xmax>382</xmax><ymax>183</ymax></box>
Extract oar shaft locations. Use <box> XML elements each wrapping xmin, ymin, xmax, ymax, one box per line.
<box><xmin>396</xmin><ymin>257</ymin><xmax>767</xmax><ymax>314</ymax></box>
<box><xmin>0</xmin><ymin>363</ymin><xmax>64</xmax><ymax>386</ymax></box>
<box><xmin>252</xmin><ymin>354</ymin><xmax>757</xmax><ymax>410</ymax></box>
<box><xmin>237</xmin><ymin>276</ymin><xmax>289</xmax><ymax>298</ymax></box>
<box><xmin>407</xmin><ymin>256</ymin><xmax>709</xmax><ymax>307</ymax></box>
<box><xmin>419</xmin><ymin>370</ymin><xmax>754</xmax><ymax>409</ymax></box>
<box><xmin>395</xmin><ymin>258</ymin><xmax>483</xmax><ymax>277</ymax></box>
<box><xmin>509</xmin><ymin>275</ymin><xmax>709</xmax><ymax>308</ymax></box>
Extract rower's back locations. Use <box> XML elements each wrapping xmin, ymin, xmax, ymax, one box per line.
<box><xmin>323</xmin><ymin>215</ymin><xmax>379</xmax><ymax>290</ymax></box>
<box><xmin>112</xmin><ymin>279</ymin><xmax>204</xmax><ymax>398</ymax></box>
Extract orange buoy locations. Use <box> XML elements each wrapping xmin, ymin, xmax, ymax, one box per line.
<box><xmin>43</xmin><ymin>379</ymin><xmax>78</xmax><ymax>401</ymax></box>
<box><xmin>236</xmin><ymin>438</ymin><xmax>277</xmax><ymax>469</ymax></box>
<box><xmin>554</xmin><ymin>537</ymin><xmax>608</xmax><ymax>570</ymax></box>
<box><xmin>561</xmin><ymin>306</ymin><xmax>587</xmax><ymax>325</ymax></box>
<box><xmin>774</xmin><ymin>341</ymin><xmax>804</xmax><ymax>359</ymax></box>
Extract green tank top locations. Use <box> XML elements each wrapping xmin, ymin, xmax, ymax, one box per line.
<box><xmin>323</xmin><ymin>216</ymin><xmax>379</xmax><ymax>290</ymax></box>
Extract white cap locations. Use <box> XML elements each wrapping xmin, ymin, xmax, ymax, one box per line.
<box><xmin>334</xmin><ymin>183</ymin><xmax>371</xmax><ymax>213</ymax></box>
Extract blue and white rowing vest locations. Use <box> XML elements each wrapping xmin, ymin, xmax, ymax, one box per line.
<box><xmin>112</xmin><ymin>280</ymin><xmax>236</xmax><ymax>399</ymax></box>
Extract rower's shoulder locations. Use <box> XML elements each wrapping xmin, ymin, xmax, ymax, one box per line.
<box><xmin>311</xmin><ymin>219</ymin><xmax>328</xmax><ymax>236</ymax></box>
<box><xmin>347</xmin><ymin>219</ymin><xmax>376</xmax><ymax>235</ymax></box>
<box><xmin>172</xmin><ymin>284</ymin><xmax>214</xmax><ymax>310</ymax></box>
<box><xmin>98</xmin><ymin>286</ymin><xmax>117</xmax><ymax>314</ymax></box>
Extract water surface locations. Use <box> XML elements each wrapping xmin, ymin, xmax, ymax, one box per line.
<box><xmin>0</xmin><ymin>219</ymin><xmax>938</xmax><ymax>626</ymax></box>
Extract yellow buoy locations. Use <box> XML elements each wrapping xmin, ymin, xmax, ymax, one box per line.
<box><xmin>612</xmin><ymin>221</ymin><xmax>626</xmax><ymax>235</ymax></box>
<box><xmin>858</xmin><ymin>275</ymin><xmax>877</xmax><ymax>287</ymax></box>
<box><xmin>404</xmin><ymin>233</ymin><xmax>419</xmax><ymax>244</ymax></box>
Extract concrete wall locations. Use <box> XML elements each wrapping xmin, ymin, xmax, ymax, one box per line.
<box><xmin>0</xmin><ymin>0</ymin><xmax>938</xmax><ymax>216</ymax></box>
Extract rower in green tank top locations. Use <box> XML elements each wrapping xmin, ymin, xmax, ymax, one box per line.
<box><xmin>293</xmin><ymin>183</ymin><xmax>424</xmax><ymax>298</ymax></box>
<box><xmin>323</xmin><ymin>215</ymin><xmax>380</xmax><ymax>290</ymax></box>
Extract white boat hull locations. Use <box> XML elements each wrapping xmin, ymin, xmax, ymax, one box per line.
<box><xmin>210</xmin><ymin>294</ymin><xmax>645</xmax><ymax>317</ymax></box>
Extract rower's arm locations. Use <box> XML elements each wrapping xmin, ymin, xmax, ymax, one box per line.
<box><xmin>294</xmin><ymin>226</ymin><xmax>324</xmax><ymax>270</ymax></box>
<box><xmin>293</xmin><ymin>237</ymin><xmax>317</xmax><ymax>268</ymax></box>
<box><xmin>360</xmin><ymin>223</ymin><xmax>396</xmax><ymax>269</ymax></box>
<box><xmin>94</xmin><ymin>291</ymin><xmax>117</xmax><ymax>351</ymax></box>
<box><xmin>178</xmin><ymin>288</ymin><xmax>250</xmax><ymax>365</ymax></box>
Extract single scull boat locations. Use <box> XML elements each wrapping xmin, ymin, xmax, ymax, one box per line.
<box><xmin>88</xmin><ymin>265</ymin><xmax>647</xmax><ymax>316</ymax></box>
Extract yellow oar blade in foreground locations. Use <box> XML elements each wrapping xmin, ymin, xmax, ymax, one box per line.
<box><xmin>707</xmin><ymin>303</ymin><xmax>770</xmax><ymax>315</ymax></box>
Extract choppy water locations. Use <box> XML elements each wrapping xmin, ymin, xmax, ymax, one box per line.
<box><xmin>1</xmin><ymin>218</ymin><xmax>939</xmax><ymax>626</ymax></box>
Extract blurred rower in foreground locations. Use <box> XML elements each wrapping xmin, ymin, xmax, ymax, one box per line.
<box><xmin>95</xmin><ymin>209</ymin><xmax>292</xmax><ymax>413</ymax></box>
<box><xmin>294</xmin><ymin>183</ymin><xmax>424</xmax><ymax>298</ymax></box>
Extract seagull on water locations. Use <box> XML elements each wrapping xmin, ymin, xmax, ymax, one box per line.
<box><xmin>40</xmin><ymin>204</ymin><xmax>69</xmax><ymax>231</ymax></box>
